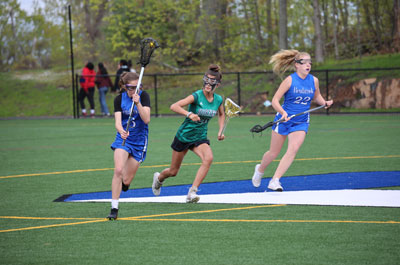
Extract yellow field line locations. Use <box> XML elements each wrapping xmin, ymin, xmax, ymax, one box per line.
<box><xmin>120</xmin><ymin>204</ymin><xmax>286</xmax><ymax>220</ymax></box>
<box><xmin>0</xmin><ymin>216</ymin><xmax>102</xmax><ymax>220</ymax></box>
<box><xmin>0</xmin><ymin>205</ymin><xmax>284</xmax><ymax>223</ymax></box>
<box><xmin>1</xmin><ymin>155</ymin><xmax>399</xmax><ymax>179</ymax></box>
<box><xmin>1</xmin><ymin>203</ymin><xmax>398</xmax><ymax>233</ymax></box>
<box><xmin>119</xmin><ymin>204</ymin><xmax>399</xmax><ymax>224</ymax></box>
<box><xmin>295</xmin><ymin>155</ymin><xmax>400</xmax><ymax>161</ymax></box>
<box><xmin>0</xmin><ymin>168</ymin><xmax>114</xmax><ymax>179</ymax></box>
<box><xmin>1</xmin><ymin>216</ymin><xmax>397</xmax><ymax>233</ymax></box>
<box><xmin>129</xmin><ymin>218</ymin><xmax>400</xmax><ymax>224</ymax></box>
<box><xmin>0</xmin><ymin>205</ymin><xmax>284</xmax><ymax>233</ymax></box>
<box><xmin>0</xmin><ymin>219</ymin><xmax>107</xmax><ymax>233</ymax></box>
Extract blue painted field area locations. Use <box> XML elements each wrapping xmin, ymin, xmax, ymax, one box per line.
<box><xmin>58</xmin><ymin>171</ymin><xmax>400</xmax><ymax>202</ymax></box>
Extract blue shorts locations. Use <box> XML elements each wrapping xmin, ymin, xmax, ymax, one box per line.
<box><xmin>111</xmin><ymin>137</ymin><xmax>147</xmax><ymax>163</ymax></box>
<box><xmin>271</xmin><ymin>120</ymin><xmax>309</xmax><ymax>135</ymax></box>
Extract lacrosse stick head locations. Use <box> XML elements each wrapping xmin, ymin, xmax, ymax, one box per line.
<box><xmin>250</xmin><ymin>125</ymin><xmax>263</xmax><ymax>133</ymax></box>
<box><xmin>224</xmin><ymin>98</ymin><xmax>242</xmax><ymax>118</ymax></box>
<box><xmin>249</xmin><ymin>122</ymin><xmax>273</xmax><ymax>133</ymax></box>
<box><xmin>139</xmin><ymin>38</ymin><xmax>160</xmax><ymax>67</ymax></box>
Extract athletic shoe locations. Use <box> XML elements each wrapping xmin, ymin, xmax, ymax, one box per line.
<box><xmin>152</xmin><ymin>172</ymin><xmax>162</xmax><ymax>196</ymax></box>
<box><xmin>107</xmin><ymin>208</ymin><xmax>118</xmax><ymax>220</ymax></box>
<box><xmin>252</xmin><ymin>164</ymin><xmax>263</xmax><ymax>187</ymax></box>
<box><xmin>186</xmin><ymin>187</ymin><xmax>200</xmax><ymax>203</ymax></box>
<box><xmin>122</xmin><ymin>181</ymin><xmax>130</xmax><ymax>192</ymax></box>
<box><xmin>268</xmin><ymin>178</ymin><xmax>283</xmax><ymax>191</ymax></box>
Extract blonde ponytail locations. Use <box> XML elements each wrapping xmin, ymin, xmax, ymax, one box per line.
<box><xmin>269</xmin><ymin>49</ymin><xmax>310</xmax><ymax>76</ymax></box>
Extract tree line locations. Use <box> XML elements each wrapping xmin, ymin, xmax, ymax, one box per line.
<box><xmin>1</xmin><ymin>0</ymin><xmax>399</xmax><ymax>72</ymax></box>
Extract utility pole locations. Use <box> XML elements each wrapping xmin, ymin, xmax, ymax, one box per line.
<box><xmin>68</xmin><ymin>5</ymin><xmax>76</xmax><ymax>118</ymax></box>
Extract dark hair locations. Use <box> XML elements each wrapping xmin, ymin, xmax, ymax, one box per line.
<box><xmin>119</xmin><ymin>72</ymin><xmax>139</xmax><ymax>92</ymax></box>
<box><xmin>98</xmin><ymin>62</ymin><xmax>108</xmax><ymax>75</ymax></box>
<box><xmin>205</xmin><ymin>64</ymin><xmax>222</xmax><ymax>81</ymax></box>
<box><xmin>86</xmin><ymin>62</ymin><xmax>94</xmax><ymax>70</ymax></box>
<box><xmin>119</xmin><ymin>59</ymin><xmax>128</xmax><ymax>66</ymax></box>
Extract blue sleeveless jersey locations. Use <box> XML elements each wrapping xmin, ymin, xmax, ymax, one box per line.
<box><xmin>275</xmin><ymin>72</ymin><xmax>316</xmax><ymax>123</ymax></box>
<box><xmin>112</xmin><ymin>91</ymin><xmax>148</xmax><ymax>149</ymax></box>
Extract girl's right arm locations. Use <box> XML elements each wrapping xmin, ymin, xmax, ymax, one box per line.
<box><xmin>271</xmin><ymin>76</ymin><xmax>292</xmax><ymax>121</ymax></box>
<box><xmin>114</xmin><ymin>112</ymin><xmax>128</xmax><ymax>139</ymax></box>
<box><xmin>170</xmin><ymin>95</ymin><xmax>200</xmax><ymax>122</ymax></box>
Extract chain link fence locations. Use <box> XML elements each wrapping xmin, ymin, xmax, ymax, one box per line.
<box><xmin>74</xmin><ymin>67</ymin><xmax>400</xmax><ymax>118</ymax></box>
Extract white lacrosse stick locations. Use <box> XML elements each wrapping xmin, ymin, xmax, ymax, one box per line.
<box><xmin>122</xmin><ymin>38</ymin><xmax>159</xmax><ymax>146</ymax></box>
<box><xmin>219</xmin><ymin>98</ymin><xmax>242</xmax><ymax>137</ymax></box>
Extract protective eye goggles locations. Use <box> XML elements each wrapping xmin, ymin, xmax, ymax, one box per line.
<box><xmin>125</xmin><ymin>84</ymin><xmax>142</xmax><ymax>91</ymax></box>
<box><xmin>203</xmin><ymin>75</ymin><xmax>220</xmax><ymax>86</ymax></box>
<box><xmin>295</xmin><ymin>59</ymin><xmax>312</xmax><ymax>65</ymax></box>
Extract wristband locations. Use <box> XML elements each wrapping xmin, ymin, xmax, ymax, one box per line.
<box><xmin>186</xmin><ymin>112</ymin><xmax>193</xmax><ymax>118</ymax></box>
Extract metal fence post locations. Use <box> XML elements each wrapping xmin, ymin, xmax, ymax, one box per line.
<box><xmin>154</xmin><ymin>74</ymin><xmax>158</xmax><ymax>117</ymax></box>
<box><xmin>325</xmin><ymin>70</ymin><xmax>329</xmax><ymax>115</ymax></box>
<box><xmin>237</xmin><ymin>72</ymin><xmax>241</xmax><ymax>106</ymax></box>
<box><xmin>68</xmin><ymin>5</ymin><xmax>76</xmax><ymax>119</ymax></box>
<box><xmin>75</xmin><ymin>74</ymin><xmax>80</xmax><ymax>118</ymax></box>
<box><xmin>72</xmin><ymin>76</ymin><xmax>76</xmax><ymax>119</ymax></box>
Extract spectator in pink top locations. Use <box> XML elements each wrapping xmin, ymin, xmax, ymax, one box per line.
<box><xmin>95</xmin><ymin>63</ymin><xmax>113</xmax><ymax>116</ymax></box>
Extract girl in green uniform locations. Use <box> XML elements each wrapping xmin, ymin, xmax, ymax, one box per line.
<box><xmin>152</xmin><ymin>64</ymin><xmax>225</xmax><ymax>203</ymax></box>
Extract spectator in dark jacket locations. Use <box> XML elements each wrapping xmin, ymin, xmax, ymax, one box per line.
<box><xmin>127</xmin><ymin>60</ymin><xmax>137</xmax><ymax>73</ymax></box>
<box><xmin>79</xmin><ymin>62</ymin><xmax>96</xmax><ymax>117</ymax></box>
<box><xmin>113</xmin><ymin>60</ymin><xmax>130</xmax><ymax>92</ymax></box>
<box><xmin>95</xmin><ymin>63</ymin><xmax>113</xmax><ymax>116</ymax></box>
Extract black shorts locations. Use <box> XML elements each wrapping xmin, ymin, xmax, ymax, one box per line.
<box><xmin>171</xmin><ymin>136</ymin><xmax>210</xmax><ymax>152</ymax></box>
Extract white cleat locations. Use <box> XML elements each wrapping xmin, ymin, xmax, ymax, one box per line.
<box><xmin>186</xmin><ymin>187</ymin><xmax>200</xmax><ymax>203</ymax></box>
<box><xmin>152</xmin><ymin>172</ymin><xmax>162</xmax><ymax>196</ymax></box>
<box><xmin>252</xmin><ymin>164</ymin><xmax>264</xmax><ymax>187</ymax></box>
<box><xmin>268</xmin><ymin>178</ymin><xmax>283</xmax><ymax>191</ymax></box>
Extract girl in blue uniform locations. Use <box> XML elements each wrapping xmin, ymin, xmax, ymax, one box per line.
<box><xmin>107</xmin><ymin>72</ymin><xmax>151</xmax><ymax>220</ymax></box>
<box><xmin>152</xmin><ymin>64</ymin><xmax>225</xmax><ymax>203</ymax></box>
<box><xmin>252</xmin><ymin>50</ymin><xmax>333</xmax><ymax>191</ymax></box>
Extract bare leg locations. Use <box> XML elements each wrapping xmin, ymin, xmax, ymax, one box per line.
<box><xmin>158</xmin><ymin>149</ymin><xmax>188</xmax><ymax>182</ymax></box>
<box><xmin>258</xmin><ymin>131</ymin><xmax>287</xmax><ymax>174</ymax></box>
<box><xmin>111</xmin><ymin>149</ymin><xmax>130</xmax><ymax>200</ymax></box>
<box><xmin>272</xmin><ymin>131</ymin><xmax>306</xmax><ymax>180</ymax></box>
<box><xmin>191</xmin><ymin>144</ymin><xmax>213</xmax><ymax>188</ymax></box>
<box><xmin>122</xmin><ymin>156</ymin><xmax>140</xmax><ymax>185</ymax></box>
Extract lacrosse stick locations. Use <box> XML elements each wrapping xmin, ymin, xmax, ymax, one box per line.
<box><xmin>122</xmin><ymin>37</ymin><xmax>160</xmax><ymax>146</ymax></box>
<box><xmin>219</xmin><ymin>98</ymin><xmax>242</xmax><ymax>137</ymax></box>
<box><xmin>250</xmin><ymin>104</ymin><xmax>326</xmax><ymax>134</ymax></box>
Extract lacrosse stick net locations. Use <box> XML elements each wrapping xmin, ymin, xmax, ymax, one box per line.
<box><xmin>122</xmin><ymin>38</ymin><xmax>160</xmax><ymax>146</ymax></box>
<box><xmin>139</xmin><ymin>37</ymin><xmax>160</xmax><ymax>67</ymax></box>
<box><xmin>220</xmin><ymin>98</ymin><xmax>242</xmax><ymax>137</ymax></box>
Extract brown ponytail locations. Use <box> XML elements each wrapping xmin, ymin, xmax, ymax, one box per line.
<box><xmin>205</xmin><ymin>64</ymin><xmax>222</xmax><ymax>81</ymax></box>
<box><xmin>119</xmin><ymin>72</ymin><xmax>139</xmax><ymax>92</ymax></box>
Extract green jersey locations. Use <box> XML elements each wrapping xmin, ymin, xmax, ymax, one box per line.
<box><xmin>176</xmin><ymin>90</ymin><xmax>223</xmax><ymax>143</ymax></box>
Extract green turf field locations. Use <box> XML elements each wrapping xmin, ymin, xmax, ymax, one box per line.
<box><xmin>1</xmin><ymin>114</ymin><xmax>399</xmax><ymax>264</ymax></box>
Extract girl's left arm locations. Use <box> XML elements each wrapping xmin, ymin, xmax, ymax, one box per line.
<box><xmin>313</xmin><ymin>77</ymin><xmax>333</xmax><ymax>108</ymax></box>
<box><xmin>137</xmin><ymin>105</ymin><xmax>151</xmax><ymax>124</ymax></box>
<box><xmin>133</xmin><ymin>93</ymin><xmax>151</xmax><ymax>124</ymax></box>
